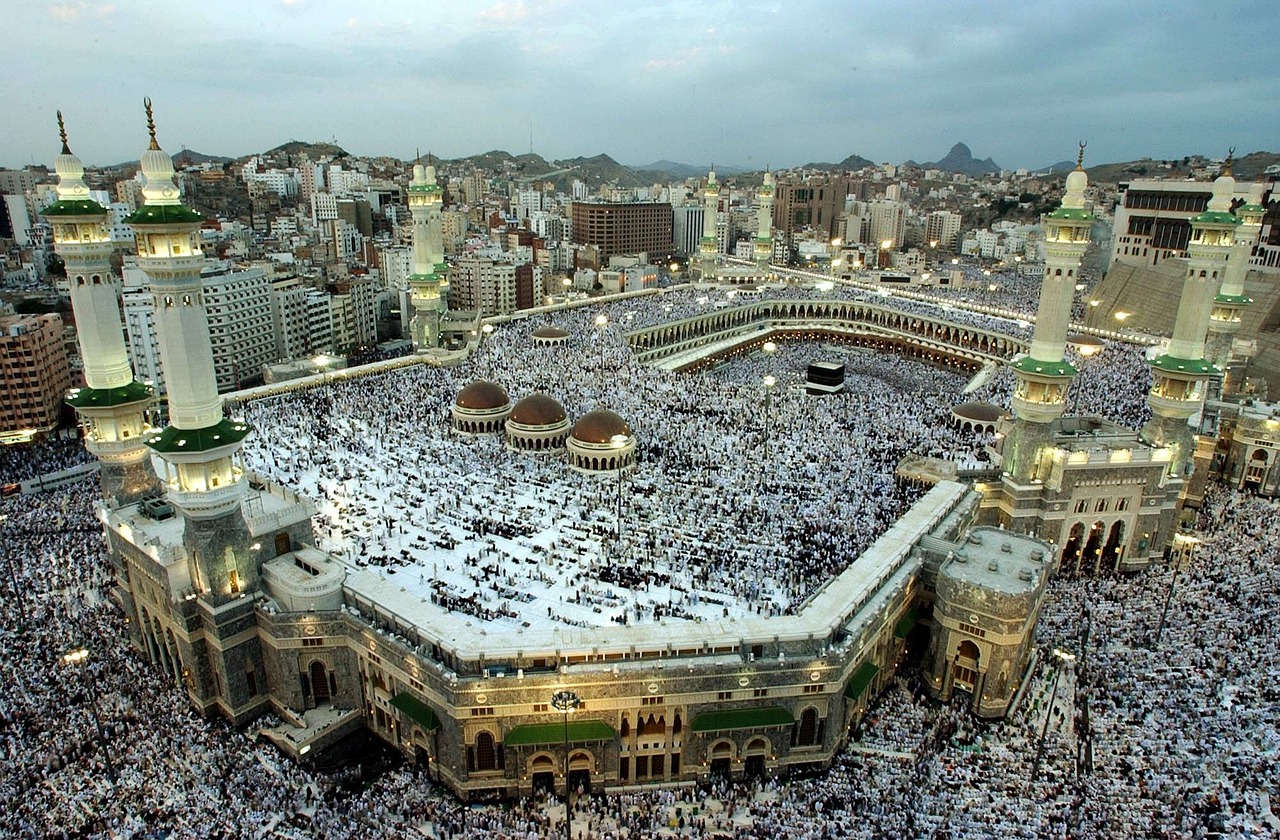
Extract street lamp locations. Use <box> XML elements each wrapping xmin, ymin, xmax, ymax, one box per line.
<box><xmin>1154</xmin><ymin>533</ymin><xmax>1197</xmax><ymax>648</ymax></box>
<box><xmin>1031</xmin><ymin>648</ymin><xmax>1075</xmax><ymax>784</ymax></box>
<box><xmin>763</xmin><ymin>374</ymin><xmax>777</xmax><ymax>458</ymax></box>
<box><xmin>63</xmin><ymin>647</ymin><xmax>117</xmax><ymax>787</ymax></box>
<box><xmin>0</xmin><ymin>511</ymin><xmax>29</xmax><ymax>626</ymax></box>
<box><xmin>610</xmin><ymin>434</ymin><xmax>629</xmax><ymax>542</ymax></box>
<box><xmin>550</xmin><ymin>689</ymin><xmax>581</xmax><ymax>840</ymax></box>
<box><xmin>482</xmin><ymin>323</ymin><xmax>495</xmax><ymax>339</ymax></box>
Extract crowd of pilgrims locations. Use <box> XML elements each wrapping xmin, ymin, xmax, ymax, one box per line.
<box><xmin>2</xmin><ymin>471</ymin><xmax>1276</xmax><ymax>837</ymax></box>
<box><xmin>5</xmin><ymin>283</ymin><xmax>1274</xmax><ymax>836</ymax></box>
<box><xmin>232</xmin><ymin>307</ymin><xmax>991</xmax><ymax>629</ymax></box>
<box><xmin>0</xmin><ymin>433</ymin><xmax>94</xmax><ymax>485</ymax></box>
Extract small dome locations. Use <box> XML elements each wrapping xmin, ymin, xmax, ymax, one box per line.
<box><xmin>953</xmin><ymin>402</ymin><xmax>1006</xmax><ymax>423</ymax></box>
<box><xmin>571</xmin><ymin>410</ymin><xmax>632</xmax><ymax>445</ymax></box>
<box><xmin>456</xmin><ymin>381</ymin><xmax>509</xmax><ymax>411</ymax></box>
<box><xmin>510</xmin><ymin>393</ymin><xmax>567</xmax><ymax>427</ymax></box>
<box><xmin>532</xmin><ymin>326</ymin><xmax>569</xmax><ymax>339</ymax></box>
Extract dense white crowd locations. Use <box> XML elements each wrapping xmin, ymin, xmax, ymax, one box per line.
<box><xmin>3</xmin><ymin>285</ymin><xmax>1276</xmax><ymax>838</ymax></box>
<box><xmin>233</xmin><ymin>314</ymin><xmax>993</xmax><ymax>629</ymax></box>
<box><xmin>3</xmin><ymin>473</ymin><xmax>1276</xmax><ymax>837</ymax></box>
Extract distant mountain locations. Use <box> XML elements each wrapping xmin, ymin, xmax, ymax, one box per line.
<box><xmin>172</xmin><ymin>149</ymin><xmax>232</xmax><ymax>167</ymax></box>
<box><xmin>1038</xmin><ymin>160</ymin><xmax>1077</xmax><ymax>174</ymax></box>
<box><xmin>637</xmin><ymin>160</ymin><xmax>748</xmax><ymax>179</ymax></box>
<box><xmin>926</xmin><ymin>142</ymin><xmax>1000</xmax><ymax>176</ymax></box>
<box><xmin>266</xmin><ymin>140</ymin><xmax>348</xmax><ymax>160</ymax></box>
<box><xmin>797</xmin><ymin>152</ymin><xmax>876</xmax><ymax>172</ymax></box>
<box><xmin>553</xmin><ymin>153</ymin><xmax>651</xmax><ymax>188</ymax></box>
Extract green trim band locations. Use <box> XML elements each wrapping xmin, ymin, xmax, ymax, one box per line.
<box><xmin>146</xmin><ymin>417</ymin><xmax>251</xmax><ymax>453</ymax></box>
<box><xmin>66</xmin><ymin>380</ymin><xmax>152</xmax><ymax>409</ymax></box>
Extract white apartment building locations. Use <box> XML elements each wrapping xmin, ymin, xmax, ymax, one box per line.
<box><xmin>450</xmin><ymin>256</ymin><xmax>518</xmax><ymax>316</ymax></box>
<box><xmin>868</xmin><ymin>199</ymin><xmax>906</xmax><ymax>249</ymax></box>
<box><xmin>312</xmin><ymin>192</ymin><xmax>339</xmax><ymax>227</ymax></box>
<box><xmin>925</xmin><ymin>210</ymin><xmax>962</xmax><ymax>251</ymax></box>
<box><xmin>672</xmin><ymin>205</ymin><xmax>704</xmax><ymax>258</ymax></box>
<box><xmin>329</xmin><ymin>275</ymin><xmax>377</xmax><ymax>352</ymax></box>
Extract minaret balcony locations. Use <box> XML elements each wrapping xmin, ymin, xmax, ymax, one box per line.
<box><xmin>85</xmin><ymin>435</ymin><xmax>152</xmax><ymax>462</ymax></box>
<box><xmin>165</xmin><ymin>474</ymin><xmax>248</xmax><ymax>519</ymax></box>
<box><xmin>1146</xmin><ymin>392</ymin><xmax>1202</xmax><ymax>420</ymax></box>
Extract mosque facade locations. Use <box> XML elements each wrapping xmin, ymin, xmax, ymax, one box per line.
<box><xmin>55</xmin><ymin>116</ymin><xmax>1216</xmax><ymax>801</ymax></box>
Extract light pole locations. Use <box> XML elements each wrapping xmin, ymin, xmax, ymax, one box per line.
<box><xmin>762</xmin><ymin>374</ymin><xmax>777</xmax><ymax>458</ymax></box>
<box><xmin>1154</xmin><ymin>533</ymin><xmax>1197</xmax><ymax>649</ymax></box>
<box><xmin>1031</xmin><ymin>648</ymin><xmax>1075</xmax><ymax>784</ymax></box>
<box><xmin>761</xmin><ymin>341</ymin><xmax>777</xmax><ymax>457</ymax></box>
<box><xmin>63</xmin><ymin>647</ymin><xmax>117</xmax><ymax>787</ymax></box>
<box><xmin>0</xmin><ymin>511</ymin><xmax>29</xmax><ymax>626</ymax></box>
<box><xmin>550</xmin><ymin>689</ymin><xmax>581</xmax><ymax>840</ymax></box>
<box><xmin>610</xmin><ymin>434</ymin><xmax>629</xmax><ymax>543</ymax></box>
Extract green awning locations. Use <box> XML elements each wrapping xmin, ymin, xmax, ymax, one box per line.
<box><xmin>844</xmin><ymin>662</ymin><xmax>879</xmax><ymax>701</ymax></box>
<box><xmin>894</xmin><ymin>607</ymin><xmax>920</xmax><ymax>639</ymax></box>
<box><xmin>504</xmin><ymin>719</ymin><xmax>614</xmax><ymax>746</ymax></box>
<box><xmin>389</xmin><ymin>692</ymin><xmax>440</xmax><ymax>731</ymax></box>
<box><xmin>690</xmin><ymin>706</ymin><xmax>794</xmax><ymax>733</ymax></box>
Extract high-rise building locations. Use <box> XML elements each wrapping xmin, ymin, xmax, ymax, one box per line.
<box><xmin>924</xmin><ymin>210</ymin><xmax>962</xmax><ymax>251</ymax></box>
<box><xmin>671</xmin><ymin>205</ymin><xmax>703</xmax><ymax>259</ymax></box>
<box><xmin>772</xmin><ymin>176</ymin><xmax>853</xmax><ymax>252</ymax></box>
<box><xmin>0</xmin><ymin>313</ymin><xmax>71</xmax><ymax>434</ymax></box>
<box><xmin>570</xmin><ymin>201</ymin><xmax>673</xmax><ymax>265</ymax></box>
<box><xmin>450</xmin><ymin>255</ymin><xmax>519</xmax><ymax>316</ymax></box>
<box><xmin>868</xmin><ymin>199</ymin><xmax>907</xmax><ymax>250</ymax></box>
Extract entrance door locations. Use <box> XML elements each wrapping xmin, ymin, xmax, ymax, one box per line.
<box><xmin>567</xmin><ymin>769</ymin><xmax>591</xmax><ymax>795</ymax></box>
<box><xmin>744</xmin><ymin>756</ymin><xmax>765</xmax><ymax>778</ymax></box>
<box><xmin>532</xmin><ymin>772</ymin><xmax>554</xmax><ymax>793</ymax></box>
<box><xmin>310</xmin><ymin>661</ymin><xmax>331</xmax><ymax>702</ymax></box>
<box><xmin>710</xmin><ymin>758</ymin><xmax>731</xmax><ymax>777</ymax></box>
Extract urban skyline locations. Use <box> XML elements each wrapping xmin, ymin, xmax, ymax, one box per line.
<box><xmin>4</xmin><ymin>0</ymin><xmax>1278</xmax><ymax>170</ymax></box>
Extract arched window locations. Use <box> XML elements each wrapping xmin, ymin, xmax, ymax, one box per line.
<box><xmin>797</xmin><ymin>708</ymin><xmax>819</xmax><ymax>746</ymax></box>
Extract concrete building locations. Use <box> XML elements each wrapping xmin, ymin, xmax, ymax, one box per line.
<box><xmin>672</xmin><ymin>205</ymin><xmax>704</xmax><ymax>259</ymax></box>
<box><xmin>925</xmin><ymin>211</ymin><xmax>963</xmax><ymax>251</ymax></box>
<box><xmin>450</xmin><ymin>256</ymin><xmax>519</xmax><ymax>317</ymax></box>
<box><xmin>0</xmin><ymin>313</ymin><xmax>71</xmax><ymax>434</ymax></box>
<box><xmin>1108</xmin><ymin>177</ymin><xmax>1270</xmax><ymax>269</ymax></box>
<box><xmin>570</xmin><ymin>201</ymin><xmax>673</xmax><ymax>266</ymax></box>
<box><xmin>772</xmin><ymin>176</ymin><xmax>853</xmax><ymax>252</ymax></box>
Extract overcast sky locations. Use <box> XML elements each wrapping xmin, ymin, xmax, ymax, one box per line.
<box><xmin>4</xmin><ymin>0</ymin><xmax>1277</xmax><ymax>171</ymax></box>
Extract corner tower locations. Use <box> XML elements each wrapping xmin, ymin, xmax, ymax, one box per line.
<box><xmin>1140</xmin><ymin>153</ymin><xmax>1239</xmax><ymax>477</ymax></box>
<box><xmin>754</xmin><ymin>170</ymin><xmax>775</xmax><ymax>270</ymax></box>
<box><xmin>125</xmin><ymin>99</ymin><xmax>255</xmax><ymax>599</ymax></box>
<box><xmin>695</xmin><ymin>167</ymin><xmax>719</xmax><ymax>279</ymax></box>
<box><xmin>44</xmin><ymin>112</ymin><xmax>162</xmax><ymax>508</ymax></box>
<box><xmin>407</xmin><ymin>156</ymin><xmax>448</xmax><ymax>348</ymax></box>
<box><xmin>1206</xmin><ymin>178</ymin><xmax>1263</xmax><ymax>390</ymax></box>
<box><xmin>1002</xmin><ymin>144</ymin><xmax>1092</xmax><ymax>482</ymax></box>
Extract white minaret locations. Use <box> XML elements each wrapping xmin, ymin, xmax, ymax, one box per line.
<box><xmin>754</xmin><ymin>170</ymin><xmax>775</xmax><ymax>270</ymax></box>
<box><xmin>407</xmin><ymin>155</ymin><xmax>447</xmax><ymax>348</ymax></box>
<box><xmin>46</xmin><ymin>112</ymin><xmax>161</xmax><ymax>507</ymax></box>
<box><xmin>128</xmin><ymin>99</ymin><xmax>255</xmax><ymax>599</ymax></box>
<box><xmin>1206</xmin><ymin>178</ymin><xmax>1263</xmax><ymax>386</ymax></box>
<box><xmin>695</xmin><ymin>167</ymin><xmax>719</xmax><ymax>279</ymax></box>
<box><xmin>1002</xmin><ymin>144</ymin><xmax>1092</xmax><ymax>483</ymax></box>
<box><xmin>1140</xmin><ymin>153</ymin><xmax>1239</xmax><ymax>477</ymax></box>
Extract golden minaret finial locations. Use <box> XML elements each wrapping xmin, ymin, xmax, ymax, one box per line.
<box><xmin>144</xmin><ymin>97</ymin><xmax>159</xmax><ymax>151</ymax></box>
<box><xmin>57</xmin><ymin>110</ymin><xmax>71</xmax><ymax>155</ymax></box>
<box><xmin>1223</xmin><ymin>147</ymin><xmax>1235</xmax><ymax>177</ymax></box>
<box><xmin>1075</xmin><ymin>141</ymin><xmax>1087</xmax><ymax>171</ymax></box>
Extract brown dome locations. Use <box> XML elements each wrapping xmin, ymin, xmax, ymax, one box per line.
<box><xmin>532</xmin><ymin>326</ymin><xmax>569</xmax><ymax>339</ymax></box>
<box><xmin>571</xmin><ymin>410</ymin><xmax>632</xmax><ymax>444</ymax></box>
<box><xmin>509</xmin><ymin>393</ymin><xmax>567</xmax><ymax>427</ymax></box>
<box><xmin>456</xmin><ymin>380</ymin><xmax>510</xmax><ymax>411</ymax></box>
<box><xmin>953</xmin><ymin>402</ymin><xmax>1006</xmax><ymax>423</ymax></box>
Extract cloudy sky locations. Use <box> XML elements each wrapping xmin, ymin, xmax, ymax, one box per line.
<box><xmin>5</xmin><ymin>0</ymin><xmax>1277</xmax><ymax>171</ymax></box>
